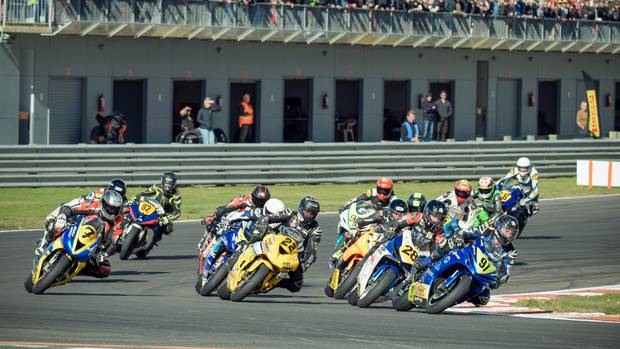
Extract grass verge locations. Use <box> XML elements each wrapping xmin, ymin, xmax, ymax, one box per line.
<box><xmin>1</xmin><ymin>176</ymin><xmax>618</xmax><ymax>230</ymax></box>
<box><xmin>516</xmin><ymin>294</ymin><xmax>620</xmax><ymax>315</ymax></box>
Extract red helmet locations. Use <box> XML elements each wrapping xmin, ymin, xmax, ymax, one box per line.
<box><xmin>454</xmin><ymin>179</ymin><xmax>472</xmax><ymax>204</ymax></box>
<box><xmin>375</xmin><ymin>177</ymin><xmax>394</xmax><ymax>202</ymax></box>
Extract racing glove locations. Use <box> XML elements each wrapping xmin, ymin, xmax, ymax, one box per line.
<box><xmin>160</xmin><ymin>216</ymin><xmax>171</xmax><ymax>226</ymax></box>
<box><xmin>518</xmin><ymin>198</ymin><xmax>528</xmax><ymax>207</ymax></box>
<box><xmin>54</xmin><ymin>214</ymin><xmax>67</xmax><ymax>230</ymax></box>
<box><xmin>447</xmin><ymin>233</ymin><xmax>465</xmax><ymax>250</ymax></box>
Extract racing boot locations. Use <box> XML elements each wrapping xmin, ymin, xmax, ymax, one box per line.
<box><xmin>80</xmin><ymin>259</ymin><xmax>112</xmax><ymax>278</ymax></box>
<box><xmin>468</xmin><ymin>288</ymin><xmax>491</xmax><ymax>307</ymax></box>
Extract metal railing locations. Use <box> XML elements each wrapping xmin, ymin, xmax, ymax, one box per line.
<box><xmin>0</xmin><ymin>139</ymin><xmax>618</xmax><ymax>187</ymax></box>
<box><xmin>3</xmin><ymin>0</ymin><xmax>620</xmax><ymax>46</ymax></box>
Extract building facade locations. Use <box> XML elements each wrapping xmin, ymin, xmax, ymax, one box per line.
<box><xmin>1</xmin><ymin>2</ymin><xmax>619</xmax><ymax>144</ymax></box>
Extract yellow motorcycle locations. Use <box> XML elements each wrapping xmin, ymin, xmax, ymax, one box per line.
<box><xmin>25</xmin><ymin>216</ymin><xmax>102</xmax><ymax>294</ymax></box>
<box><xmin>221</xmin><ymin>227</ymin><xmax>302</xmax><ymax>302</ymax></box>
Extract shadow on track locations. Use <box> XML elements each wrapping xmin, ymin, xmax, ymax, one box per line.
<box><xmin>517</xmin><ymin>236</ymin><xmax>561</xmax><ymax>240</ymax></box>
<box><xmin>111</xmin><ymin>270</ymin><xmax>170</xmax><ymax>276</ymax></box>
<box><xmin>71</xmin><ymin>278</ymin><xmax>147</xmax><ymax>283</ymax></box>
<box><xmin>135</xmin><ymin>254</ymin><xmax>196</xmax><ymax>261</ymax></box>
<box><xmin>240</xmin><ymin>299</ymin><xmax>339</xmax><ymax>306</ymax></box>
<box><xmin>42</xmin><ymin>292</ymin><xmax>163</xmax><ymax>297</ymax></box>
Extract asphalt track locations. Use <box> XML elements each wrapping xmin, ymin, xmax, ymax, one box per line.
<box><xmin>0</xmin><ymin>195</ymin><xmax>619</xmax><ymax>349</ymax></box>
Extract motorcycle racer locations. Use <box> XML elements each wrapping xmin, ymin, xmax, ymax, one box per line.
<box><xmin>473</xmin><ymin>176</ymin><xmax>502</xmax><ymax>215</ymax></box>
<box><xmin>499</xmin><ymin>157</ymin><xmax>540</xmax><ymax>215</ymax></box>
<box><xmin>436</xmin><ymin>179</ymin><xmax>477</xmax><ymax>228</ymax></box>
<box><xmin>132</xmin><ymin>172</ymin><xmax>181</xmax><ymax>241</ymax></box>
<box><xmin>339</xmin><ymin>177</ymin><xmax>395</xmax><ymax>213</ymax></box>
<box><xmin>250</xmin><ymin>196</ymin><xmax>322</xmax><ymax>292</ymax></box>
<box><xmin>35</xmin><ymin>190</ymin><xmax>124</xmax><ymax>277</ymax></box>
<box><xmin>202</xmin><ymin>185</ymin><xmax>271</xmax><ymax>228</ymax></box>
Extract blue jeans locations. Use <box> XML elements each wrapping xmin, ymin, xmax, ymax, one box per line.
<box><xmin>423</xmin><ymin>119</ymin><xmax>434</xmax><ymax>142</ymax></box>
<box><xmin>199</xmin><ymin>128</ymin><xmax>215</xmax><ymax>144</ymax></box>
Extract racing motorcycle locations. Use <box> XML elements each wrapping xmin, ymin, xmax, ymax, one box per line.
<box><xmin>497</xmin><ymin>184</ymin><xmax>528</xmax><ymax>237</ymax></box>
<box><xmin>25</xmin><ymin>216</ymin><xmax>103</xmax><ymax>294</ymax></box>
<box><xmin>334</xmin><ymin>201</ymin><xmax>376</xmax><ymax>251</ymax></box>
<box><xmin>218</xmin><ymin>227</ymin><xmax>302</xmax><ymax>302</ymax></box>
<box><xmin>117</xmin><ymin>197</ymin><xmax>165</xmax><ymax>260</ymax></box>
<box><xmin>348</xmin><ymin>230</ymin><xmax>419</xmax><ymax>308</ymax></box>
<box><xmin>196</xmin><ymin>220</ymin><xmax>250</xmax><ymax>296</ymax></box>
<box><xmin>325</xmin><ymin>225</ymin><xmax>383</xmax><ymax>299</ymax></box>
<box><xmin>392</xmin><ymin>234</ymin><xmax>503</xmax><ymax>314</ymax></box>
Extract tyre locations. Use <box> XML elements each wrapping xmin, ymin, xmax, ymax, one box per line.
<box><xmin>135</xmin><ymin>229</ymin><xmax>155</xmax><ymax>259</ymax></box>
<box><xmin>217</xmin><ymin>282</ymin><xmax>231</xmax><ymax>300</ymax></box>
<box><xmin>230</xmin><ymin>265</ymin><xmax>271</xmax><ymax>302</ymax></box>
<box><xmin>347</xmin><ymin>287</ymin><xmax>359</xmax><ymax>306</ymax></box>
<box><xmin>32</xmin><ymin>254</ymin><xmax>72</xmax><ymax>295</ymax></box>
<box><xmin>358</xmin><ymin>269</ymin><xmax>397</xmax><ymax>308</ymax></box>
<box><xmin>119</xmin><ymin>226</ymin><xmax>140</xmax><ymax>260</ymax></box>
<box><xmin>323</xmin><ymin>281</ymin><xmax>334</xmax><ymax>298</ymax></box>
<box><xmin>194</xmin><ymin>274</ymin><xmax>203</xmax><ymax>295</ymax></box>
<box><xmin>199</xmin><ymin>263</ymin><xmax>229</xmax><ymax>296</ymax></box>
<box><xmin>333</xmin><ymin>263</ymin><xmax>360</xmax><ymax>299</ymax></box>
<box><xmin>426</xmin><ymin>274</ymin><xmax>472</xmax><ymax>314</ymax></box>
<box><xmin>24</xmin><ymin>274</ymin><xmax>34</xmax><ymax>293</ymax></box>
<box><xmin>392</xmin><ymin>292</ymin><xmax>414</xmax><ymax>312</ymax></box>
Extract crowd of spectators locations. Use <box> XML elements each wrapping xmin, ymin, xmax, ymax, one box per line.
<box><xmin>240</xmin><ymin>0</ymin><xmax>620</xmax><ymax>21</ymax></box>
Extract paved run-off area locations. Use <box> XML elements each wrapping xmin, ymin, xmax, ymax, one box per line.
<box><xmin>0</xmin><ymin>196</ymin><xmax>618</xmax><ymax>348</ymax></box>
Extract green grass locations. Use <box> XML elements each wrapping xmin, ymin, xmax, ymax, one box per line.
<box><xmin>516</xmin><ymin>294</ymin><xmax>620</xmax><ymax>315</ymax></box>
<box><xmin>1</xmin><ymin>176</ymin><xmax>618</xmax><ymax>230</ymax></box>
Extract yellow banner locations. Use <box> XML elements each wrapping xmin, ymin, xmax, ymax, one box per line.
<box><xmin>586</xmin><ymin>90</ymin><xmax>600</xmax><ymax>138</ymax></box>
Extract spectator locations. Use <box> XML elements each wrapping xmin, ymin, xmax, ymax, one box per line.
<box><xmin>422</xmin><ymin>93</ymin><xmax>437</xmax><ymax>141</ymax></box>
<box><xmin>400</xmin><ymin>110</ymin><xmax>421</xmax><ymax>142</ymax></box>
<box><xmin>197</xmin><ymin>97</ymin><xmax>218</xmax><ymax>145</ymax></box>
<box><xmin>238</xmin><ymin>94</ymin><xmax>255</xmax><ymax>143</ymax></box>
<box><xmin>179</xmin><ymin>106</ymin><xmax>194</xmax><ymax>132</ymax></box>
<box><xmin>576</xmin><ymin>100</ymin><xmax>589</xmax><ymax>136</ymax></box>
<box><xmin>435</xmin><ymin>90</ymin><xmax>453</xmax><ymax>141</ymax></box>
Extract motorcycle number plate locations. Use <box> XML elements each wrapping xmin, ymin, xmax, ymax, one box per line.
<box><xmin>139</xmin><ymin>202</ymin><xmax>156</xmax><ymax>215</ymax></box>
<box><xmin>500</xmin><ymin>190</ymin><xmax>512</xmax><ymax>203</ymax></box>
<box><xmin>409</xmin><ymin>282</ymin><xmax>429</xmax><ymax>301</ymax></box>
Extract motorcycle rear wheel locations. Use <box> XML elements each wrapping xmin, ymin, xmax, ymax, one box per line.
<box><xmin>199</xmin><ymin>264</ymin><xmax>229</xmax><ymax>296</ymax></box>
<box><xmin>24</xmin><ymin>274</ymin><xmax>34</xmax><ymax>293</ymax></box>
<box><xmin>217</xmin><ymin>282</ymin><xmax>232</xmax><ymax>300</ymax></box>
<box><xmin>347</xmin><ymin>287</ymin><xmax>359</xmax><ymax>306</ymax></box>
<box><xmin>230</xmin><ymin>265</ymin><xmax>271</xmax><ymax>302</ymax></box>
<box><xmin>32</xmin><ymin>254</ymin><xmax>72</xmax><ymax>295</ymax></box>
<box><xmin>426</xmin><ymin>274</ymin><xmax>472</xmax><ymax>314</ymax></box>
<box><xmin>358</xmin><ymin>269</ymin><xmax>397</xmax><ymax>308</ymax></box>
<box><xmin>119</xmin><ymin>226</ymin><xmax>140</xmax><ymax>260</ymax></box>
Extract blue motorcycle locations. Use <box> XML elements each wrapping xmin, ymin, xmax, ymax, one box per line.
<box><xmin>196</xmin><ymin>221</ymin><xmax>251</xmax><ymax>296</ymax></box>
<box><xmin>497</xmin><ymin>183</ymin><xmax>528</xmax><ymax>237</ymax></box>
<box><xmin>398</xmin><ymin>235</ymin><xmax>503</xmax><ymax>314</ymax></box>
<box><xmin>348</xmin><ymin>231</ymin><xmax>419</xmax><ymax>308</ymax></box>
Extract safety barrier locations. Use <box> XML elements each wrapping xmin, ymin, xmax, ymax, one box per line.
<box><xmin>1</xmin><ymin>139</ymin><xmax>618</xmax><ymax>187</ymax></box>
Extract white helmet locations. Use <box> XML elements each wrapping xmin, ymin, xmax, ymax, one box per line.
<box><xmin>516</xmin><ymin>157</ymin><xmax>531</xmax><ymax>181</ymax></box>
<box><xmin>264</xmin><ymin>198</ymin><xmax>285</xmax><ymax>215</ymax></box>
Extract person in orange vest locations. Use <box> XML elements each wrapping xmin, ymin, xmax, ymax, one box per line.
<box><xmin>238</xmin><ymin>94</ymin><xmax>254</xmax><ymax>143</ymax></box>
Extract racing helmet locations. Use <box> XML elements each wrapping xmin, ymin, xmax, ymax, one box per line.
<box><xmin>454</xmin><ymin>179</ymin><xmax>473</xmax><ymax>204</ymax></box>
<box><xmin>264</xmin><ymin>198</ymin><xmax>285</xmax><ymax>215</ymax></box>
<box><xmin>388</xmin><ymin>198</ymin><xmax>408</xmax><ymax>220</ymax></box>
<box><xmin>100</xmin><ymin>190</ymin><xmax>123</xmax><ymax>222</ymax></box>
<box><xmin>375</xmin><ymin>177</ymin><xmax>394</xmax><ymax>202</ymax></box>
<box><xmin>407</xmin><ymin>192</ymin><xmax>427</xmax><ymax>213</ymax></box>
<box><xmin>477</xmin><ymin>177</ymin><xmax>496</xmax><ymax>200</ymax></box>
<box><xmin>493</xmin><ymin>215</ymin><xmax>519</xmax><ymax>246</ymax></box>
<box><xmin>107</xmin><ymin>178</ymin><xmax>127</xmax><ymax>200</ymax></box>
<box><xmin>298</xmin><ymin>196</ymin><xmax>321</xmax><ymax>223</ymax></box>
<box><xmin>161</xmin><ymin>172</ymin><xmax>177</xmax><ymax>195</ymax></box>
<box><xmin>423</xmin><ymin>200</ymin><xmax>448</xmax><ymax>232</ymax></box>
<box><xmin>251</xmin><ymin>185</ymin><xmax>271</xmax><ymax>208</ymax></box>
<box><xmin>516</xmin><ymin>157</ymin><xmax>531</xmax><ymax>182</ymax></box>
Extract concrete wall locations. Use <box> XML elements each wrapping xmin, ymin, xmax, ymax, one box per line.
<box><xmin>0</xmin><ymin>34</ymin><xmax>618</xmax><ymax>144</ymax></box>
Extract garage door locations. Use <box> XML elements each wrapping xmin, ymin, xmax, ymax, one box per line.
<box><xmin>49</xmin><ymin>78</ymin><xmax>83</xmax><ymax>144</ymax></box>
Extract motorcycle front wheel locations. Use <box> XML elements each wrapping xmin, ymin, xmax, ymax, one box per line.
<box><xmin>199</xmin><ymin>263</ymin><xmax>229</xmax><ymax>296</ymax></box>
<box><xmin>333</xmin><ymin>263</ymin><xmax>361</xmax><ymax>299</ymax></box>
<box><xmin>358</xmin><ymin>269</ymin><xmax>398</xmax><ymax>308</ymax></box>
<box><xmin>119</xmin><ymin>226</ymin><xmax>141</xmax><ymax>260</ymax></box>
<box><xmin>230</xmin><ymin>265</ymin><xmax>271</xmax><ymax>302</ymax></box>
<box><xmin>426</xmin><ymin>274</ymin><xmax>472</xmax><ymax>314</ymax></box>
<box><xmin>32</xmin><ymin>254</ymin><xmax>72</xmax><ymax>295</ymax></box>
